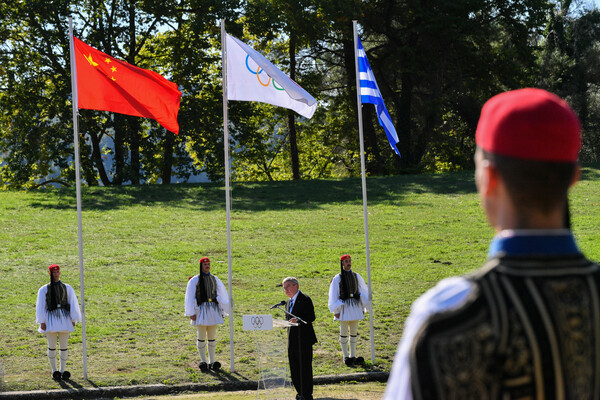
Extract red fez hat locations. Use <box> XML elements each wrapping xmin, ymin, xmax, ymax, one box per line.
<box><xmin>48</xmin><ymin>264</ymin><xmax>60</xmax><ymax>273</ymax></box>
<box><xmin>476</xmin><ymin>88</ymin><xmax>581</xmax><ymax>162</ymax></box>
<box><xmin>199</xmin><ymin>257</ymin><xmax>210</xmax><ymax>265</ymax></box>
<box><xmin>340</xmin><ymin>254</ymin><xmax>351</xmax><ymax>261</ymax></box>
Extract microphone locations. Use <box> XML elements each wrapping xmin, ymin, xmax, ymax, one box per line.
<box><xmin>270</xmin><ymin>300</ymin><xmax>286</xmax><ymax>309</ymax></box>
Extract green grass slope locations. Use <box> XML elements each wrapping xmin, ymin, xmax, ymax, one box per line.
<box><xmin>1</xmin><ymin>167</ymin><xmax>600</xmax><ymax>391</ymax></box>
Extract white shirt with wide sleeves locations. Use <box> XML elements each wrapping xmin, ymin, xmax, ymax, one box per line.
<box><xmin>328</xmin><ymin>271</ymin><xmax>370</xmax><ymax>321</ymax></box>
<box><xmin>185</xmin><ymin>274</ymin><xmax>230</xmax><ymax>326</ymax></box>
<box><xmin>36</xmin><ymin>282</ymin><xmax>82</xmax><ymax>334</ymax></box>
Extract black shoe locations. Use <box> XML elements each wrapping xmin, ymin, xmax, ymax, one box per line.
<box><xmin>52</xmin><ymin>371</ymin><xmax>62</xmax><ymax>381</ymax></box>
<box><xmin>199</xmin><ymin>362</ymin><xmax>208</xmax><ymax>372</ymax></box>
<box><xmin>61</xmin><ymin>371</ymin><xmax>71</xmax><ymax>380</ymax></box>
<box><xmin>355</xmin><ymin>356</ymin><xmax>364</xmax><ymax>364</ymax></box>
<box><xmin>344</xmin><ymin>357</ymin><xmax>353</xmax><ymax>366</ymax></box>
<box><xmin>210</xmin><ymin>361</ymin><xmax>221</xmax><ymax>371</ymax></box>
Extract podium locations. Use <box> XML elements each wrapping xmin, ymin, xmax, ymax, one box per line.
<box><xmin>243</xmin><ymin>314</ymin><xmax>296</xmax><ymax>399</ymax></box>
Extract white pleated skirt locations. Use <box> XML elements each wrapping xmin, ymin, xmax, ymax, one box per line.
<box><xmin>38</xmin><ymin>312</ymin><xmax>75</xmax><ymax>334</ymax></box>
<box><xmin>338</xmin><ymin>298</ymin><xmax>365</xmax><ymax>321</ymax></box>
<box><xmin>191</xmin><ymin>302</ymin><xmax>224</xmax><ymax>326</ymax></box>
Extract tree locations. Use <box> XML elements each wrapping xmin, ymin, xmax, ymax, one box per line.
<box><xmin>537</xmin><ymin>1</ymin><xmax>600</xmax><ymax>161</ymax></box>
<box><xmin>359</xmin><ymin>0</ymin><xmax>551</xmax><ymax>171</ymax></box>
<box><xmin>246</xmin><ymin>0</ymin><xmax>327</xmax><ymax>180</ymax></box>
<box><xmin>0</xmin><ymin>0</ymin><xmax>242</xmax><ymax>187</ymax></box>
<box><xmin>0</xmin><ymin>0</ymin><xmax>76</xmax><ymax>188</ymax></box>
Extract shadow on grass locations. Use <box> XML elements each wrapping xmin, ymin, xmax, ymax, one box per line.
<box><xmin>24</xmin><ymin>170</ymin><xmax>482</xmax><ymax>213</ymax></box>
<box><xmin>57</xmin><ymin>377</ymin><xmax>85</xmax><ymax>389</ymax></box>
<box><xmin>209</xmin><ymin>369</ymin><xmax>250</xmax><ymax>382</ymax></box>
<box><xmin>316</xmin><ymin>397</ymin><xmax>363</xmax><ymax>400</ymax></box>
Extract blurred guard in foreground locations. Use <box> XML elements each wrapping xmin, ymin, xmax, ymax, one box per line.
<box><xmin>185</xmin><ymin>257</ymin><xmax>230</xmax><ymax>372</ymax></box>
<box><xmin>384</xmin><ymin>88</ymin><xmax>600</xmax><ymax>399</ymax></box>
<box><xmin>36</xmin><ymin>264</ymin><xmax>81</xmax><ymax>381</ymax></box>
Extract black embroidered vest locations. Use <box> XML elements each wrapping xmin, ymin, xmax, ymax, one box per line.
<box><xmin>410</xmin><ymin>254</ymin><xmax>600</xmax><ymax>400</ymax></box>
<box><xmin>195</xmin><ymin>274</ymin><xmax>218</xmax><ymax>305</ymax></box>
<box><xmin>46</xmin><ymin>281</ymin><xmax>70</xmax><ymax>320</ymax></box>
<box><xmin>339</xmin><ymin>270</ymin><xmax>360</xmax><ymax>300</ymax></box>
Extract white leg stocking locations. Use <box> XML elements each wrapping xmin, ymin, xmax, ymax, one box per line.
<box><xmin>58</xmin><ymin>333</ymin><xmax>70</xmax><ymax>373</ymax></box>
<box><xmin>46</xmin><ymin>333</ymin><xmax>58</xmax><ymax>372</ymax></box>
<box><xmin>196</xmin><ymin>326</ymin><xmax>208</xmax><ymax>363</ymax></box>
<box><xmin>348</xmin><ymin>320</ymin><xmax>359</xmax><ymax>358</ymax></box>
<box><xmin>207</xmin><ymin>340</ymin><xmax>217</xmax><ymax>364</ymax></box>
<box><xmin>339</xmin><ymin>321</ymin><xmax>350</xmax><ymax>358</ymax></box>
<box><xmin>206</xmin><ymin>325</ymin><xmax>217</xmax><ymax>364</ymax></box>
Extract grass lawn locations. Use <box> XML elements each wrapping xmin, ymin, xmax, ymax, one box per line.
<box><xmin>1</xmin><ymin>166</ymin><xmax>600</xmax><ymax>392</ymax></box>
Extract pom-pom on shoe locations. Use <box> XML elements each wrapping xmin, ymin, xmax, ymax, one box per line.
<box><xmin>199</xmin><ymin>362</ymin><xmax>208</xmax><ymax>372</ymax></box>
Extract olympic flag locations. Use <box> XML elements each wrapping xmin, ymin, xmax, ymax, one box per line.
<box><xmin>357</xmin><ymin>36</ymin><xmax>400</xmax><ymax>156</ymax></box>
<box><xmin>225</xmin><ymin>34</ymin><xmax>317</xmax><ymax>119</ymax></box>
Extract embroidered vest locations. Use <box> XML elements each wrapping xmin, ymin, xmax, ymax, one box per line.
<box><xmin>195</xmin><ymin>274</ymin><xmax>218</xmax><ymax>305</ymax></box>
<box><xmin>339</xmin><ymin>270</ymin><xmax>359</xmax><ymax>300</ymax></box>
<box><xmin>45</xmin><ymin>281</ymin><xmax>70</xmax><ymax>320</ymax></box>
<box><xmin>410</xmin><ymin>254</ymin><xmax>600</xmax><ymax>400</ymax></box>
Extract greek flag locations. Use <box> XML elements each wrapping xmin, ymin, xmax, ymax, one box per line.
<box><xmin>357</xmin><ymin>37</ymin><xmax>400</xmax><ymax>156</ymax></box>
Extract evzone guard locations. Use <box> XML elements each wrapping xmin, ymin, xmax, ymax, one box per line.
<box><xmin>185</xmin><ymin>257</ymin><xmax>230</xmax><ymax>372</ymax></box>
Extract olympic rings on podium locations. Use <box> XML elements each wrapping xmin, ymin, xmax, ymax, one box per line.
<box><xmin>250</xmin><ymin>316</ymin><xmax>265</xmax><ymax>329</ymax></box>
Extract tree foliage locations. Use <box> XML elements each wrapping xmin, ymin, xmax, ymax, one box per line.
<box><xmin>1</xmin><ymin>0</ymin><xmax>600</xmax><ymax>188</ymax></box>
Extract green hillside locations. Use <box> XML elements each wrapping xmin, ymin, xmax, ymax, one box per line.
<box><xmin>2</xmin><ymin>167</ymin><xmax>600</xmax><ymax>391</ymax></box>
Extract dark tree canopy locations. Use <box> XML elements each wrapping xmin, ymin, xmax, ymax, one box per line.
<box><xmin>1</xmin><ymin>0</ymin><xmax>599</xmax><ymax>188</ymax></box>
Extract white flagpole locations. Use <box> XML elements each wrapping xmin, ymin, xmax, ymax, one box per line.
<box><xmin>353</xmin><ymin>20</ymin><xmax>375</xmax><ymax>365</ymax></box>
<box><xmin>221</xmin><ymin>19</ymin><xmax>235</xmax><ymax>373</ymax></box>
<box><xmin>68</xmin><ymin>17</ymin><xmax>89</xmax><ymax>379</ymax></box>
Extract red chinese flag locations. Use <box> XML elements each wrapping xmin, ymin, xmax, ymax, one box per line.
<box><xmin>73</xmin><ymin>37</ymin><xmax>182</xmax><ymax>134</ymax></box>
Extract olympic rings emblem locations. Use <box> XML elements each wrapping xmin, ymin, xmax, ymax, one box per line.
<box><xmin>251</xmin><ymin>316</ymin><xmax>265</xmax><ymax>329</ymax></box>
<box><xmin>245</xmin><ymin>55</ymin><xmax>285</xmax><ymax>91</ymax></box>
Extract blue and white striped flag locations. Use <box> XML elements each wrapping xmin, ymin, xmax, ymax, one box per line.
<box><xmin>357</xmin><ymin>37</ymin><xmax>400</xmax><ymax>156</ymax></box>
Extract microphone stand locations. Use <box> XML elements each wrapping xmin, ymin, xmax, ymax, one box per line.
<box><xmin>272</xmin><ymin>305</ymin><xmax>306</xmax><ymax>325</ymax></box>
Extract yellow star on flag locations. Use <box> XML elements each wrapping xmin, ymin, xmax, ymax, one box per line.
<box><xmin>111</xmin><ymin>66</ymin><xmax>117</xmax><ymax>73</ymax></box>
<box><xmin>84</xmin><ymin>53</ymin><xmax>98</xmax><ymax>67</ymax></box>
<box><xmin>105</xmin><ymin>58</ymin><xmax>111</xmax><ymax>64</ymax></box>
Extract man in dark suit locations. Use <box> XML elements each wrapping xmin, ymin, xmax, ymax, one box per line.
<box><xmin>283</xmin><ymin>277</ymin><xmax>318</xmax><ymax>400</ymax></box>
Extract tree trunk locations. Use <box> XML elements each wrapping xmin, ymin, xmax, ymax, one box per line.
<box><xmin>396</xmin><ymin>71</ymin><xmax>414</xmax><ymax>168</ymax></box>
<box><xmin>113</xmin><ymin>114</ymin><xmax>125</xmax><ymax>185</ymax></box>
<box><xmin>162</xmin><ymin>130</ymin><xmax>174</xmax><ymax>184</ymax></box>
<box><xmin>88</xmin><ymin>128</ymin><xmax>112</xmax><ymax>186</ymax></box>
<box><xmin>288</xmin><ymin>33</ymin><xmax>300</xmax><ymax>180</ymax></box>
<box><xmin>129</xmin><ymin>118</ymin><xmax>140</xmax><ymax>185</ymax></box>
<box><xmin>162</xmin><ymin>11</ymin><xmax>184</xmax><ymax>185</ymax></box>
